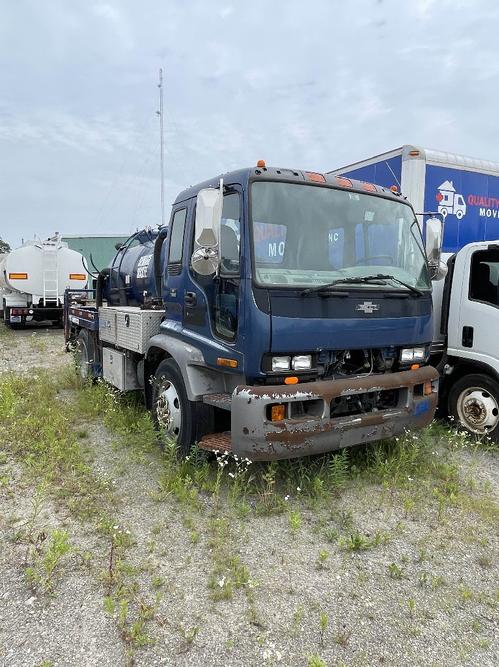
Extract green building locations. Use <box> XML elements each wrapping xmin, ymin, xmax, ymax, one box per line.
<box><xmin>61</xmin><ymin>234</ymin><xmax>129</xmax><ymax>277</ymax></box>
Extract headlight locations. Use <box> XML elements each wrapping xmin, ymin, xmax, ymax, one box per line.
<box><xmin>272</xmin><ymin>356</ymin><xmax>291</xmax><ymax>371</ymax></box>
<box><xmin>400</xmin><ymin>347</ymin><xmax>426</xmax><ymax>363</ymax></box>
<box><xmin>292</xmin><ymin>355</ymin><xmax>312</xmax><ymax>370</ymax></box>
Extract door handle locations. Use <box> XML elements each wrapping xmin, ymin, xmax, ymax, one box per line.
<box><xmin>184</xmin><ymin>291</ymin><xmax>197</xmax><ymax>307</ymax></box>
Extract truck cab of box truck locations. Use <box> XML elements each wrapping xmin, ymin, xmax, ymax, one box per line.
<box><xmin>66</xmin><ymin>164</ymin><xmax>439</xmax><ymax>460</ymax></box>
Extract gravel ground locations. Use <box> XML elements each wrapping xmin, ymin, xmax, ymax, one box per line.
<box><xmin>0</xmin><ymin>321</ymin><xmax>498</xmax><ymax>667</ymax></box>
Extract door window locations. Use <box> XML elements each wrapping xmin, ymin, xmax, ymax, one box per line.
<box><xmin>168</xmin><ymin>208</ymin><xmax>187</xmax><ymax>265</ymax></box>
<box><xmin>216</xmin><ymin>192</ymin><xmax>241</xmax><ymax>339</ymax></box>
<box><xmin>469</xmin><ymin>248</ymin><xmax>499</xmax><ymax>307</ymax></box>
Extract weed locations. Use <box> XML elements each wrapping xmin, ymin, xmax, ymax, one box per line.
<box><xmin>319</xmin><ymin>611</ymin><xmax>328</xmax><ymax>647</ymax></box>
<box><xmin>407</xmin><ymin>598</ymin><xmax>416</xmax><ymax>618</ymax></box>
<box><xmin>308</xmin><ymin>655</ymin><xmax>326</xmax><ymax>667</ymax></box>
<box><xmin>288</xmin><ymin>510</ymin><xmax>302</xmax><ymax>533</ymax></box>
<box><xmin>316</xmin><ymin>549</ymin><xmax>329</xmax><ymax>569</ymax></box>
<box><xmin>387</xmin><ymin>562</ymin><xmax>404</xmax><ymax>579</ymax></box>
<box><xmin>25</xmin><ymin>528</ymin><xmax>71</xmax><ymax>593</ymax></box>
<box><xmin>340</xmin><ymin>529</ymin><xmax>389</xmax><ymax>552</ymax></box>
<box><xmin>290</xmin><ymin>605</ymin><xmax>304</xmax><ymax>636</ymax></box>
<box><xmin>334</xmin><ymin>626</ymin><xmax>352</xmax><ymax>647</ymax></box>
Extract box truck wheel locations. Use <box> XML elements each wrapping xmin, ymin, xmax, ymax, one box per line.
<box><xmin>151</xmin><ymin>358</ymin><xmax>214</xmax><ymax>457</ymax></box>
<box><xmin>75</xmin><ymin>330</ymin><xmax>96</xmax><ymax>381</ymax></box>
<box><xmin>448</xmin><ymin>374</ymin><xmax>499</xmax><ymax>441</ymax></box>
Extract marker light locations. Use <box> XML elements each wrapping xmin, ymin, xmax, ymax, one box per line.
<box><xmin>362</xmin><ymin>182</ymin><xmax>377</xmax><ymax>192</ymax></box>
<box><xmin>9</xmin><ymin>272</ymin><xmax>28</xmax><ymax>280</ymax></box>
<box><xmin>69</xmin><ymin>273</ymin><xmax>87</xmax><ymax>280</ymax></box>
<box><xmin>256</xmin><ymin>159</ymin><xmax>266</xmax><ymax>168</ymax></box>
<box><xmin>271</xmin><ymin>404</ymin><xmax>286</xmax><ymax>421</ymax></box>
<box><xmin>390</xmin><ymin>185</ymin><xmax>399</xmax><ymax>193</ymax></box>
<box><xmin>217</xmin><ymin>357</ymin><xmax>238</xmax><ymax>368</ymax></box>
<box><xmin>336</xmin><ymin>176</ymin><xmax>353</xmax><ymax>188</ymax></box>
<box><xmin>306</xmin><ymin>172</ymin><xmax>326</xmax><ymax>183</ymax></box>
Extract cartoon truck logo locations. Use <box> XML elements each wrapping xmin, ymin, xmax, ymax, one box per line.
<box><xmin>436</xmin><ymin>180</ymin><xmax>467</xmax><ymax>219</ymax></box>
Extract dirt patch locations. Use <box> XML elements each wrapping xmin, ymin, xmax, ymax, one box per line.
<box><xmin>0</xmin><ymin>332</ymin><xmax>497</xmax><ymax>667</ymax></box>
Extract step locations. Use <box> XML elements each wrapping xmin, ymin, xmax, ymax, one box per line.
<box><xmin>202</xmin><ymin>393</ymin><xmax>232</xmax><ymax>411</ymax></box>
<box><xmin>198</xmin><ymin>431</ymin><xmax>232</xmax><ymax>453</ymax></box>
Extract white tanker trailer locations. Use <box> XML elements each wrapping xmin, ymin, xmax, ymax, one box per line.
<box><xmin>0</xmin><ymin>234</ymin><xmax>87</xmax><ymax>327</ymax></box>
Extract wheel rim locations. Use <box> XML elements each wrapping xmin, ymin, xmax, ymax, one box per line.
<box><xmin>456</xmin><ymin>386</ymin><xmax>499</xmax><ymax>434</ymax></box>
<box><xmin>156</xmin><ymin>380</ymin><xmax>182</xmax><ymax>439</ymax></box>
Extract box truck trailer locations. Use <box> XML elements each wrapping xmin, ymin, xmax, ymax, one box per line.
<box><xmin>330</xmin><ymin>146</ymin><xmax>499</xmax><ymax>440</ymax></box>
<box><xmin>63</xmin><ymin>163</ymin><xmax>441</xmax><ymax>460</ymax></box>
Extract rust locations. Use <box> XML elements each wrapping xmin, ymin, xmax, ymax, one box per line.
<box><xmin>236</xmin><ymin>366</ymin><xmax>438</xmax><ymax>403</ymax></box>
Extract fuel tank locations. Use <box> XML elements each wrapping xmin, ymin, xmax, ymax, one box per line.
<box><xmin>105</xmin><ymin>228</ymin><xmax>168</xmax><ymax>307</ymax></box>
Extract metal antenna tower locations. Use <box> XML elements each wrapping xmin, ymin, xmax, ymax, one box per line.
<box><xmin>157</xmin><ymin>68</ymin><xmax>165</xmax><ymax>227</ymax></box>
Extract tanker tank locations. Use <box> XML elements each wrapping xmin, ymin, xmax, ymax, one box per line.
<box><xmin>103</xmin><ymin>227</ymin><xmax>168</xmax><ymax>308</ymax></box>
<box><xmin>0</xmin><ymin>234</ymin><xmax>87</xmax><ymax>327</ymax></box>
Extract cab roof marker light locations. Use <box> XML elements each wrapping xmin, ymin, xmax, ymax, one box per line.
<box><xmin>362</xmin><ymin>182</ymin><xmax>377</xmax><ymax>192</ymax></box>
<box><xmin>305</xmin><ymin>171</ymin><xmax>326</xmax><ymax>183</ymax></box>
<box><xmin>336</xmin><ymin>176</ymin><xmax>353</xmax><ymax>188</ymax></box>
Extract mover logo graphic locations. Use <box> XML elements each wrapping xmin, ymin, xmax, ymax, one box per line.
<box><xmin>436</xmin><ymin>181</ymin><xmax>467</xmax><ymax>219</ymax></box>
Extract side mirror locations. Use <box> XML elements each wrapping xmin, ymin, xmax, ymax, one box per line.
<box><xmin>425</xmin><ymin>216</ymin><xmax>444</xmax><ymax>280</ymax></box>
<box><xmin>191</xmin><ymin>182</ymin><xmax>223</xmax><ymax>275</ymax></box>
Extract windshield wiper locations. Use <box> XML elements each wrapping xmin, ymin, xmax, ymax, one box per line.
<box><xmin>301</xmin><ymin>274</ymin><xmax>424</xmax><ymax>296</ymax></box>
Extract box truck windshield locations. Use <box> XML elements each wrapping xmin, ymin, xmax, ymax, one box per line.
<box><xmin>251</xmin><ymin>181</ymin><xmax>430</xmax><ymax>291</ymax></box>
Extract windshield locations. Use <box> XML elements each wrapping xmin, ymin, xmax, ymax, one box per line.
<box><xmin>251</xmin><ymin>181</ymin><xmax>431</xmax><ymax>291</ymax></box>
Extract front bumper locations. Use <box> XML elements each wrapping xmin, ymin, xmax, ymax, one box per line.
<box><xmin>231</xmin><ymin>366</ymin><xmax>439</xmax><ymax>460</ymax></box>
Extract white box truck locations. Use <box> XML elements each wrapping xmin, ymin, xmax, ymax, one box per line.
<box><xmin>329</xmin><ymin>146</ymin><xmax>499</xmax><ymax>440</ymax></box>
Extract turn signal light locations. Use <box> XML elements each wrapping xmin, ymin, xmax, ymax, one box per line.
<box><xmin>411</xmin><ymin>363</ymin><xmax>420</xmax><ymax>370</ymax></box>
<box><xmin>423</xmin><ymin>381</ymin><xmax>433</xmax><ymax>396</ymax></box>
<box><xmin>69</xmin><ymin>273</ymin><xmax>87</xmax><ymax>280</ymax></box>
<box><xmin>216</xmin><ymin>357</ymin><xmax>238</xmax><ymax>368</ymax></box>
<box><xmin>271</xmin><ymin>404</ymin><xmax>286</xmax><ymax>421</ymax></box>
<box><xmin>284</xmin><ymin>376</ymin><xmax>299</xmax><ymax>385</ymax></box>
<box><xmin>9</xmin><ymin>272</ymin><xmax>28</xmax><ymax>280</ymax></box>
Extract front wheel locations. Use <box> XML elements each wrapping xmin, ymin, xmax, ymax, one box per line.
<box><xmin>448</xmin><ymin>373</ymin><xmax>499</xmax><ymax>441</ymax></box>
<box><xmin>151</xmin><ymin>358</ymin><xmax>213</xmax><ymax>456</ymax></box>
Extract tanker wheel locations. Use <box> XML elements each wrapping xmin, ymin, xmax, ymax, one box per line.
<box><xmin>75</xmin><ymin>329</ymin><xmax>96</xmax><ymax>381</ymax></box>
<box><xmin>448</xmin><ymin>374</ymin><xmax>499</xmax><ymax>442</ymax></box>
<box><xmin>151</xmin><ymin>358</ymin><xmax>213</xmax><ymax>457</ymax></box>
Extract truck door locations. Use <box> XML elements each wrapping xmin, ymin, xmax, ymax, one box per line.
<box><xmin>449</xmin><ymin>245</ymin><xmax>499</xmax><ymax>367</ymax></box>
<box><xmin>163</xmin><ymin>205</ymin><xmax>189</xmax><ymax>324</ymax></box>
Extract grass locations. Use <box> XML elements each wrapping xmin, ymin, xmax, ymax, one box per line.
<box><xmin>2</xmin><ymin>361</ymin><xmax>498</xmax><ymax>665</ymax></box>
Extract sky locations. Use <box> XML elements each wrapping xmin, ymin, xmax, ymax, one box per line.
<box><xmin>1</xmin><ymin>0</ymin><xmax>499</xmax><ymax>247</ymax></box>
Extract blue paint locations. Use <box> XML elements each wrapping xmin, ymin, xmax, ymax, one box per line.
<box><xmin>413</xmin><ymin>399</ymin><xmax>430</xmax><ymax>416</ymax></box>
<box><xmin>424</xmin><ymin>164</ymin><xmax>499</xmax><ymax>252</ymax></box>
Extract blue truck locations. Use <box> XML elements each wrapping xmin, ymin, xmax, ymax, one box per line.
<box><xmin>64</xmin><ymin>163</ymin><xmax>440</xmax><ymax>460</ymax></box>
<box><xmin>330</xmin><ymin>146</ymin><xmax>499</xmax><ymax>440</ymax></box>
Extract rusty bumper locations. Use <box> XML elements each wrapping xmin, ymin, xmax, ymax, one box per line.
<box><xmin>230</xmin><ymin>366</ymin><xmax>439</xmax><ymax>461</ymax></box>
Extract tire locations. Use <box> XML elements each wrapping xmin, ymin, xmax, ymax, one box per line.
<box><xmin>151</xmin><ymin>358</ymin><xmax>213</xmax><ymax>457</ymax></box>
<box><xmin>448</xmin><ymin>373</ymin><xmax>499</xmax><ymax>441</ymax></box>
<box><xmin>75</xmin><ymin>329</ymin><xmax>97</xmax><ymax>381</ymax></box>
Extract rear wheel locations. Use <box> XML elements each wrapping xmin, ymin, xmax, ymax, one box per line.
<box><xmin>151</xmin><ymin>358</ymin><xmax>213</xmax><ymax>457</ymax></box>
<box><xmin>448</xmin><ymin>373</ymin><xmax>499</xmax><ymax>441</ymax></box>
<box><xmin>75</xmin><ymin>329</ymin><xmax>97</xmax><ymax>381</ymax></box>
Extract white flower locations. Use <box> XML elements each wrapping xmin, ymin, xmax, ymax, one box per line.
<box><xmin>113</xmin><ymin>525</ymin><xmax>119</xmax><ymax>530</ymax></box>
<box><xmin>284</xmin><ymin>495</ymin><xmax>289</xmax><ymax>501</ymax></box>
<box><xmin>228</xmin><ymin>472</ymin><xmax>235</xmax><ymax>479</ymax></box>
<box><xmin>218</xmin><ymin>577</ymin><xmax>225</xmax><ymax>587</ymax></box>
<box><xmin>296</xmin><ymin>487</ymin><xmax>301</xmax><ymax>492</ymax></box>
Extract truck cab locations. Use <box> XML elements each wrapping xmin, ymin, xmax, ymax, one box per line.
<box><xmin>433</xmin><ymin>242</ymin><xmax>499</xmax><ymax>438</ymax></box>
<box><xmin>66</xmin><ymin>165</ymin><xmax>439</xmax><ymax>460</ymax></box>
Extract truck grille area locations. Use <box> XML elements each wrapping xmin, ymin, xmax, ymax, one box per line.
<box><xmin>330</xmin><ymin>388</ymin><xmax>399</xmax><ymax>418</ymax></box>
